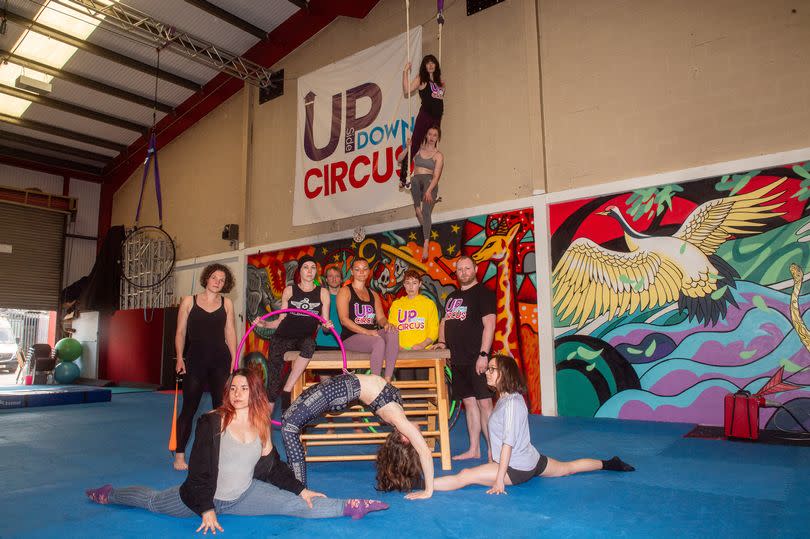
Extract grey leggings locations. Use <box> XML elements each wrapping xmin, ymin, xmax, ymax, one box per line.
<box><xmin>411</xmin><ymin>173</ymin><xmax>437</xmax><ymax>243</ymax></box>
<box><xmin>343</xmin><ymin>329</ymin><xmax>399</xmax><ymax>379</ymax></box>
<box><xmin>107</xmin><ymin>480</ymin><xmax>345</xmax><ymax>518</ymax></box>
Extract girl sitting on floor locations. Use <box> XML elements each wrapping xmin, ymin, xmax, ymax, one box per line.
<box><xmin>85</xmin><ymin>368</ymin><xmax>387</xmax><ymax>533</ymax></box>
<box><xmin>376</xmin><ymin>355</ymin><xmax>634</xmax><ymax>496</ymax></box>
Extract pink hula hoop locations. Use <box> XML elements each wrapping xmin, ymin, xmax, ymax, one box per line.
<box><xmin>235</xmin><ymin>308</ymin><xmax>348</xmax><ymax>373</ymax></box>
<box><xmin>237</xmin><ymin>308</ymin><xmax>347</xmax><ymax>427</ymax></box>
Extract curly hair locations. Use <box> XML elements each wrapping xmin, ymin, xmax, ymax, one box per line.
<box><xmin>490</xmin><ymin>354</ymin><xmax>527</xmax><ymax>395</ymax></box>
<box><xmin>375</xmin><ymin>431</ymin><xmax>423</xmax><ymax>492</ymax></box>
<box><xmin>199</xmin><ymin>263</ymin><xmax>235</xmax><ymax>293</ymax></box>
<box><xmin>402</xmin><ymin>269</ymin><xmax>423</xmax><ymax>283</ymax></box>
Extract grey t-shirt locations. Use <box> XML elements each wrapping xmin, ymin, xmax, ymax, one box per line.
<box><xmin>488</xmin><ymin>393</ymin><xmax>540</xmax><ymax>471</ymax></box>
<box><xmin>214</xmin><ymin>430</ymin><xmax>262</xmax><ymax>501</ymax></box>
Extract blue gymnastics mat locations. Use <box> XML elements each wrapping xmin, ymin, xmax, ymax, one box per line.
<box><xmin>0</xmin><ymin>384</ymin><xmax>111</xmax><ymax>409</ymax></box>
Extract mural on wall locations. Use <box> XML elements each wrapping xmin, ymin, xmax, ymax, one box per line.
<box><xmin>245</xmin><ymin>209</ymin><xmax>542</xmax><ymax>412</ymax></box>
<box><xmin>549</xmin><ymin>164</ymin><xmax>810</xmax><ymax>428</ymax></box>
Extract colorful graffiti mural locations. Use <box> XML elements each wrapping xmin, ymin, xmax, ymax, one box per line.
<box><xmin>244</xmin><ymin>209</ymin><xmax>541</xmax><ymax>412</ymax></box>
<box><xmin>549</xmin><ymin>164</ymin><xmax>810</xmax><ymax>428</ymax></box>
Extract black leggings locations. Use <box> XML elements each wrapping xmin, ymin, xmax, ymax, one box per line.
<box><xmin>176</xmin><ymin>361</ymin><xmax>230</xmax><ymax>454</ymax></box>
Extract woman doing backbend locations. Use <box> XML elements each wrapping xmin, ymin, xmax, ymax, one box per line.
<box><xmin>398</xmin><ymin>54</ymin><xmax>445</xmax><ymax>189</ymax></box>
<box><xmin>282</xmin><ymin>372</ymin><xmax>434</xmax><ymax>500</ymax></box>
<box><xmin>85</xmin><ymin>368</ymin><xmax>388</xmax><ymax>534</ymax></box>
<box><xmin>173</xmin><ymin>264</ymin><xmax>238</xmax><ymax>471</ymax></box>
<box><xmin>378</xmin><ymin>355</ymin><xmax>635</xmax><ymax>495</ymax></box>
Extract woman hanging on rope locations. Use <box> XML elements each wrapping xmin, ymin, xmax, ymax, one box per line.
<box><xmin>172</xmin><ymin>264</ymin><xmax>238</xmax><ymax>471</ymax></box>
<box><xmin>86</xmin><ymin>368</ymin><xmax>389</xmax><ymax>532</ymax></box>
<box><xmin>409</xmin><ymin>126</ymin><xmax>443</xmax><ymax>261</ymax></box>
<box><xmin>377</xmin><ymin>355</ymin><xmax>635</xmax><ymax>495</ymax></box>
<box><xmin>398</xmin><ymin>54</ymin><xmax>445</xmax><ymax>189</ymax></box>
<box><xmin>282</xmin><ymin>371</ymin><xmax>434</xmax><ymax>499</ymax></box>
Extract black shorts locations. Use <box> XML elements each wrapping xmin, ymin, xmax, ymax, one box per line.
<box><xmin>266</xmin><ymin>335</ymin><xmax>316</xmax><ymax>400</ymax></box>
<box><xmin>506</xmin><ymin>454</ymin><xmax>548</xmax><ymax>485</ymax></box>
<box><xmin>450</xmin><ymin>362</ymin><xmax>492</xmax><ymax>400</ymax></box>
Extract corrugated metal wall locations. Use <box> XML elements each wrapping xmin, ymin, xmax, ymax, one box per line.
<box><xmin>0</xmin><ymin>165</ymin><xmax>101</xmax><ymax>290</ymax></box>
<box><xmin>64</xmin><ymin>179</ymin><xmax>101</xmax><ymax>286</ymax></box>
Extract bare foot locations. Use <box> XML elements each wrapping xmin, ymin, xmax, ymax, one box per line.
<box><xmin>452</xmin><ymin>449</ymin><xmax>481</xmax><ymax>461</ymax></box>
<box><xmin>173</xmin><ymin>454</ymin><xmax>188</xmax><ymax>471</ymax></box>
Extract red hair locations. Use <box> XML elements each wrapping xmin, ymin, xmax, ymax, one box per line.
<box><xmin>216</xmin><ymin>366</ymin><xmax>271</xmax><ymax>446</ymax></box>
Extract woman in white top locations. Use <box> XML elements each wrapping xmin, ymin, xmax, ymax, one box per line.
<box><xmin>432</xmin><ymin>355</ymin><xmax>635</xmax><ymax>495</ymax></box>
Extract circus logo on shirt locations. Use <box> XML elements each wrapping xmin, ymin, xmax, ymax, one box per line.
<box><xmin>444</xmin><ymin>298</ymin><xmax>467</xmax><ymax>321</ymax></box>
<box><xmin>290</xmin><ymin>297</ymin><xmax>320</xmax><ymax>314</ymax></box>
<box><xmin>354</xmin><ymin>304</ymin><xmax>375</xmax><ymax>325</ymax></box>
<box><xmin>396</xmin><ymin>309</ymin><xmax>425</xmax><ymax>331</ymax></box>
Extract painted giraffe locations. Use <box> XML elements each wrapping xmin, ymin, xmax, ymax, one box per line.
<box><xmin>470</xmin><ymin>222</ymin><xmax>521</xmax><ymax>359</ymax></box>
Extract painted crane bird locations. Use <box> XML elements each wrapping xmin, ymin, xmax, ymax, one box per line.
<box><xmin>553</xmin><ymin>178</ymin><xmax>786</xmax><ymax>327</ymax></box>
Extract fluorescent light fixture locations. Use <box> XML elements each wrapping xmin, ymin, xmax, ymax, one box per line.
<box><xmin>0</xmin><ymin>1</ymin><xmax>106</xmax><ymax>117</ymax></box>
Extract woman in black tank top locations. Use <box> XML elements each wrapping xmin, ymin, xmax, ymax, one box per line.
<box><xmin>173</xmin><ymin>264</ymin><xmax>238</xmax><ymax>471</ymax></box>
<box><xmin>398</xmin><ymin>54</ymin><xmax>445</xmax><ymax>189</ymax></box>
<box><xmin>336</xmin><ymin>258</ymin><xmax>400</xmax><ymax>381</ymax></box>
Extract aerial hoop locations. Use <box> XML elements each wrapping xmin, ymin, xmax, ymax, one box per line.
<box><xmin>235</xmin><ymin>308</ymin><xmax>348</xmax><ymax>373</ymax></box>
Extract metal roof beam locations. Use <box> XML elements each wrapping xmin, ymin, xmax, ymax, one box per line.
<box><xmin>0</xmin><ymin>130</ymin><xmax>112</xmax><ymax>163</ymax></box>
<box><xmin>0</xmin><ymin>84</ymin><xmax>149</xmax><ymax>133</ymax></box>
<box><xmin>5</xmin><ymin>10</ymin><xmax>202</xmax><ymax>92</ymax></box>
<box><xmin>0</xmin><ymin>50</ymin><xmax>174</xmax><ymax>114</ymax></box>
<box><xmin>54</xmin><ymin>0</ymin><xmax>277</xmax><ymax>88</ymax></box>
<box><xmin>182</xmin><ymin>0</ymin><xmax>267</xmax><ymax>40</ymax></box>
<box><xmin>0</xmin><ymin>113</ymin><xmax>128</xmax><ymax>152</ymax></box>
<box><xmin>0</xmin><ymin>145</ymin><xmax>104</xmax><ymax>175</ymax></box>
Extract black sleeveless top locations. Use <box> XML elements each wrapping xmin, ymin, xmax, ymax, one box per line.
<box><xmin>276</xmin><ymin>284</ymin><xmax>323</xmax><ymax>338</ymax></box>
<box><xmin>418</xmin><ymin>80</ymin><xmax>444</xmax><ymax>118</ymax></box>
<box><xmin>341</xmin><ymin>285</ymin><xmax>378</xmax><ymax>340</ymax></box>
<box><xmin>186</xmin><ymin>295</ymin><xmax>228</xmax><ymax>365</ymax></box>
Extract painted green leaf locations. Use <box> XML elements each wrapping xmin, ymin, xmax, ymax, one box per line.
<box><xmin>679</xmin><ymin>243</ymin><xmax>687</xmax><ymax>254</ymax></box>
<box><xmin>566</xmin><ymin>351</ymin><xmax>577</xmax><ymax>361</ymax></box>
<box><xmin>710</xmin><ymin>285</ymin><xmax>728</xmax><ymax>300</ymax></box>
<box><xmin>739</xmin><ymin>349</ymin><xmax>756</xmax><ymax>360</ymax></box>
<box><xmin>619</xmin><ymin>274</ymin><xmax>633</xmax><ymax>284</ymax></box>
<box><xmin>780</xmin><ymin>358</ymin><xmax>804</xmax><ymax>373</ymax></box>
<box><xmin>576</xmin><ymin>346</ymin><xmax>604</xmax><ymax>360</ymax></box>
<box><xmin>626</xmin><ymin>347</ymin><xmax>643</xmax><ymax>355</ymax></box>
<box><xmin>752</xmin><ymin>295</ymin><xmax>770</xmax><ymax>312</ymax></box>
<box><xmin>793</xmin><ymin>164</ymin><xmax>810</xmax><ymax>180</ymax></box>
<box><xmin>707</xmin><ymin>273</ymin><xmax>720</xmax><ymax>280</ymax></box>
<box><xmin>586</xmin><ymin>363</ymin><xmax>596</xmax><ymax>371</ymax></box>
<box><xmin>645</xmin><ymin>339</ymin><xmax>657</xmax><ymax>357</ymax></box>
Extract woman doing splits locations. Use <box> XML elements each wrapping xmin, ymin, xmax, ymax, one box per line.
<box><xmin>409</xmin><ymin>126</ymin><xmax>443</xmax><ymax>261</ymax></box>
<box><xmin>337</xmin><ymin>258</ymin><xmax>399</xmax><ymax>381</ymax></box>
<box><xmin>85</xmin><ymin>369</ymin><xmax>388</xmax><ymax>534</ymax></box>
<box><xmin>173</xmin><ymin>264</ymin><xmax>238</xmax><ymax>471</ymax></box>
<box><xmin>431</xmin><ymin>355</ymin><xmax>635</xmax><ymax>494</ymax></box>
<box><xmin>282</xmin><ymin>373</ymin><xmax>434</xmax><ymax>500</ymax></box>
<box><xmin>399</xmin><ymin>54</ymin><xmax>445</xmax><ymax>189</ymax></box>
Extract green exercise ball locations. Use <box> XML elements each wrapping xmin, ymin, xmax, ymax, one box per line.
<box><xmin>54</xmin><ymin>338</ymin><xmax>82</xmax><ymax>362</ymax></box>
<box><xmin>53</xmin><ymin>360</ymin><xmax>80</xmax><ymax>384</ymax></box>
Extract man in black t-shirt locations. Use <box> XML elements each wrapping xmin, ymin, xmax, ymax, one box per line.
<box><xmin>434</xmin><ymin>255</ymin><xmax>496</xmax><ymax>461</ymax></box>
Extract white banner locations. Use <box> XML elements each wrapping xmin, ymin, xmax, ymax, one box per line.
<box><xmin>293</xmin><ymin>28</ymin><xmax>422</xmax><ymax>226</ymax></box>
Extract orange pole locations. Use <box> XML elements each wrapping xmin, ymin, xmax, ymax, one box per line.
<box><xmin>168</xmin><ymin>378</ymin><xmax>179</xmax><ymax>452</ymax></box>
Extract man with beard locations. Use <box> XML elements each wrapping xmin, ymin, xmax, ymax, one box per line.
<box><xmin>434</xmin><ymin>255</ymin><xmax>496</xmax><ymax>461</ymax></box>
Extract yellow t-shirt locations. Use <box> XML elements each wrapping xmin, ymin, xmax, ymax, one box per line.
<box><xmin>388</xmin><ymin>294</ymin><xmax>440</xmax><ymax>349</ymax></box>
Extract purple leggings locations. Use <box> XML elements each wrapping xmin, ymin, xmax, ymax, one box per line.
<box><xmin>407</xmin><ymin>108</ymin><xmax>442</xmax><ymax>163</ymax></box>
<box><xmin>343</xmin><ymin>329</ymin><xmax>400</xmax><ymax>379</ymax></box>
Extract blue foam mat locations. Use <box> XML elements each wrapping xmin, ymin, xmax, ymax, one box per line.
<box><xmin>0</xmin><ymin>384</ymin><xmax>111</xmax><ymax>409</ymax></box>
